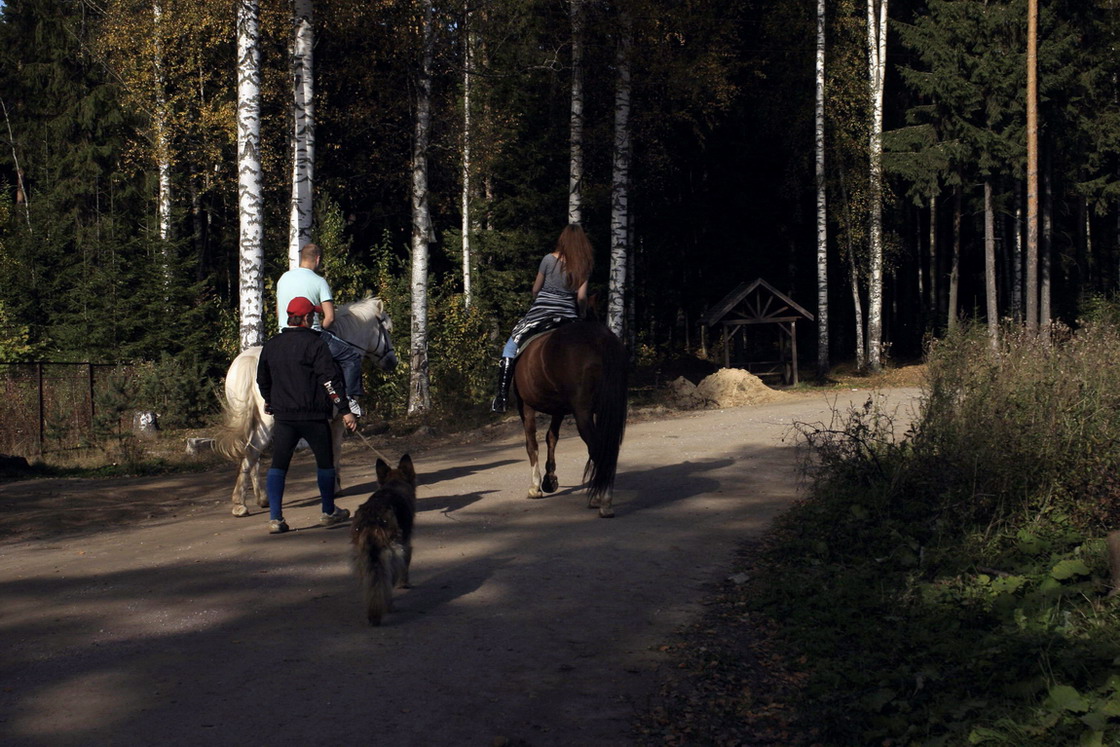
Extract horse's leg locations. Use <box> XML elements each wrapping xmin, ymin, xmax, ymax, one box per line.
<box><xmin>249</xmin><ymin>422</ymin><xmax>273</xmax><ymax>509</ymax></box>
<box><xmin>520</xmin><ymin>403</ymin><xmax>544</xmax><ymax>499</ymax></box>
<box><xmin>541</xmin><ymin>414</ymin><xmax>563</xmax><ymax>493</ymax></box>
<box><xmin>230</xmin><ymin>455</ymin><xmax>251</xmax><ymax>517</ymax></box>
<box><xmin>573</xmin><ymin>406</ymin><xmax>613</xmax><ymax>518</ymax></box>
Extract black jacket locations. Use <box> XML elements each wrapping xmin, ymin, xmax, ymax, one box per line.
<box><xmin>257</xmin><ymin>326</ymin><xmax>347</xmax><ymax>421</ymax></box>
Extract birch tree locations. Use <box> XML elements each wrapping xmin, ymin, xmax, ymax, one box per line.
<box><xmin>1025</xmin><ymin>0</ymin><xmax>1039</xmax><ymax>333</ymax></box>
<box><xmin>815</xmin><ymin>0</ymin><xmax>829</xmax><ymax>378</ymax></box>
<box><xmin>460</xmin><ymin>3</ymin><xmax>474</xmax><ymax>308</ymax></box>
<box><xmin>865</xmin><ymin>0</ymin><xmax>887</xmax><ymax>371</ymax></box>
<box><xmin>288</xmin><ymin>0</ymin><xmax>314</xmax><ymax>268</ymax></box>
<box><xmin>152</xmin><ymin>0</ymin><xmax>171</xmax><ymax>247</ymax></box>
<box><xmin>408</xmin><ymin>0</ymin><xmax>435</xmax><ymax>414</ymax></box>
<box><xmin>607</xmin><ymin>9</ymin><xmax>633</xmax><ymax>339</ymax></box>
<box><xmin>568</xmin><ymin>0</ymin><xmax>585</xmax><ymax>226</ymax></box>
<box><xmin>984</xmin><ymin>179</ymin><xmax>998</xmax><ymax>347</ymax></box>
<box><xmin>237</xmin><ymin>0</ymin><xmax>265</xmax><ymax>350</ymax></box>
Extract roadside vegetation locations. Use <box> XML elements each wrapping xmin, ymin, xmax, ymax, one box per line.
<box><xmin>643</xmin><ymin>314</ymin><xmax>1120</xmax><ymax>745</ymax></box>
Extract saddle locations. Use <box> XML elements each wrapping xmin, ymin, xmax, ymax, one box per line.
<box><xmin>511</xmin><ymin>316</ymin><xmax>575</xmax><ymax>358</ymax></box>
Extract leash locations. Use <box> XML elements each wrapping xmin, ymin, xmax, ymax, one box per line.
<box><xmin>351</xmin><ymin>427</ymin><xmax>395</xmax><ymax>464</ymax></box>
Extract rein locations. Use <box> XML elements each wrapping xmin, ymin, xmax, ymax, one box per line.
<box><xmin>325</xmin><ymin>326</ymin><xmax>394</xmax><ymax>364</ymax></box>
<box><xmin>351</xmin><ymin>427</ymin><xmax>395</xmax><ymax>465</ymax></box>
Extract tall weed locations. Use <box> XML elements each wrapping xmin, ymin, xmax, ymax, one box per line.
<box><xmin>747</xmin><ymin>321</ymin><xmax>1120</xmax><ymax>745</ymax></box>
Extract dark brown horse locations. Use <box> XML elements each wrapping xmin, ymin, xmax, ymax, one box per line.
<box><xmin>512</xmin><ymin>320</ymin><xmax>627</xmax><ymax>517</ymax></box>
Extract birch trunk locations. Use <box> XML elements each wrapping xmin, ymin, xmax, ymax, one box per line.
<box><xmin>153</xmin><ymin>1</ymin><xmax>172</xmax><ymax>249</ymax></box>
<box><xmin>607</xmin><ymin>10</ymin><xmax>632</xmax><ymax>339</ymax></box>
<box><xmin>1041</xmin><ymin>147</ymin><xmax>1052</xmax><ymax>338</ymax></box>
<box><xmin>460</xmin><ymin>4</ymin><xmax>474</xmax><ymax>308</ymax></box>
<box><xmin>866</xmin><ymin>0</ymin><xmax>887</xmax><ymax>371</ymax></box>
<box><xmin>408</xmin><ymin>1</ymin><xmax>435</xmax><ymax>415</ymax></box>
<box><xmin>815</xmin><ymin>0</ymin><xmax>829</xmax><ymax>378</ymax></box>
<box><xmin>236</xmin><ymin>0</ymin><xmax>265</xmax><ymax>350</ymax></box>
<box><xmin>1025</xmin><ymin>0</ymin><xmax>1039</xmax><ymax>333</ymax></box>
<box><xmin>948</xmin><ymin>185</ymin><xmax>961</xmax><ymax>332</ymax></box>
<box><xmin>568</xmin><ymin>0</ymin><xmax>585</xmax><ymax>225</ymax></box>
<box><xmin>288</xmin><ymin>0</ymin><xmax>315</xmax><ymax>268</ymax></box>
<box><xmin>929</xmin><ymin>191</ymin><xmax>938</xmax><ymax>323</ymax></box>
<box><xmin>1013</xmin><ymin>186</ymin><xmax>1023</xmax><ymax>321</ymax></box>
<box><xmin>984</xmin><ymin>179</ymin><xmax>998</xmax><ymax>348</ymax></box>
<box><xmin>849</xmin><ymin>250</ymin><xmax>866</xmax><ymax>370</ymax></box>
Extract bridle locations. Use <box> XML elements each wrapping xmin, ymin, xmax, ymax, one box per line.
<box><xmin>328</xmin><ymin>317</ymin><xmax>395</xmax><ymax>366</ymax></box>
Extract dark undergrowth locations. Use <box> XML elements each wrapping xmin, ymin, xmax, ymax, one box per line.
<box><xmin>639</xmin><ymin>320</ymin><xmax>1120</xmax><ymax>746</ymax></box>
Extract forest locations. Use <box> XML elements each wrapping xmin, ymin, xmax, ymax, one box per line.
<box><xmin>2</xmin><ymin>0</ymin><xmax>1120</xmax><ymax>419</ymax></box>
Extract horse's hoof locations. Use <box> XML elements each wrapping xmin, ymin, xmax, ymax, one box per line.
<box><xmin>541</xmin><ymin>475</ymin><xmax>558</xmax><ymax>493</ymax></box>
<box><xmin>587</xmin><ymin>496</ymin><xmax>602</xmax><ymax>508</ymax></box>
<box><xmin>527</xmin><ymin>489</ymin><xmax>545</xmax><ymax>499</ymax></box>
<box><xmin>256</xmin><ymin>497</ymin><xmax>269</xmax><ymax>508</ymax></box>
<box><xmin>232</xmin><ymin>504</ymin><xmax>250</xmax><ymax>517</ymax></box>
<box><xmin>598</xmin><ymin>506</ymin><xmax>615</xmax><ymax>518</ymax></box>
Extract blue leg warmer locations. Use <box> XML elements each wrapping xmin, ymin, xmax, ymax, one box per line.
<box><xmin>317</xmin><ymin>468</ymin><xmax>337</xmax><ymax>514</ymax></box>
<box><xmin>267</xmin><ymin>468</ymin><xmax>286</xmax><ymax>520</ymax></box>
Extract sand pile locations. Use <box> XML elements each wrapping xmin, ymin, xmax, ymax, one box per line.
<box><xmin>669</xmin><ymin>368</ymin><xmax>789</xmax><ymax>409</ymax></box>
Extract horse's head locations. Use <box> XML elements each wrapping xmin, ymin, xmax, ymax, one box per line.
<box><xmin>369</xmin><ymin>299</ymin><xmax>399</xmax><ymax>372</ymax></box>
<box><xmin>338</xmin><ymin>297</ymin><xmax>398</xmax><ymax>372</ymax></box>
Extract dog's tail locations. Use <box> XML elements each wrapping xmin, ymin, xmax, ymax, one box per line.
<box><xmin>351</xmin><ymin>507</ymin><xmax>403</xmax><ymax>626</ymax></box>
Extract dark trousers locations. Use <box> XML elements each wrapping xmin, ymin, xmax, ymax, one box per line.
<box><xmin>270</xmin><ymin>419</ymin><xmax>334</xmax><ymax>471</ymax></box>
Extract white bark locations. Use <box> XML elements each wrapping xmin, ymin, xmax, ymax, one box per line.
<box><xmin>288</xmin><ymin>0</ymin><xmax>315</xmax><ymax>268</ymax></box>
<box><xmin>607</xmin><ymin>10</ymin><xmax>632</xmax><ymax>339</ymax></box>
<box><xmin>929</xmin><ymin>191</ymin><xmax>938</xmax><ymax>321</ymax></box>
<box><xmin>984</xmin><ymin>179</ymin><xmax>998</xmax><ymax>348</ymax></box>
<box><xmin>153</xmin><ymin>1</ymin><xmax>172</xmax><ymax>248</ymax></box>
<box><xmin>568</xmin><ymin>0</ymin><xmax>585</xmax><ymax>225</ymax></box>
<box><xmin>408</xmin><ymin>1</ymin><xmax>435</xmax><ymax>414</ymax></box>
<box><xmin>237</xmin><ymin>0</ymin><xmax>265</xmax><ymax>350</ymax></box>
<box><xmin>866</xmin><ymin>0</ymin><xmax>887</xmax><ymax>370</ymax></box>
<box><xmin>815</xmin><ymin>0</ymin><xmax>828</xmax><ymax>378</ymax></box>
<box><xmin>1013</xmin><ymin>187</ymin><xmax>1022</xmax><ymax>321</ymax></box>
<box><xmin>461</xmin><ymin>5</ymin><xmax>474</xmax><ymax>308</ymax></box>
<box><xmin>849</xmin><ymin>250</ymin><xmax>866</xmax><ymax>370</ymax></box>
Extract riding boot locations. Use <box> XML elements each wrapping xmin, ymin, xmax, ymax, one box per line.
<box><xmin>491</xmin><ymin>357</ymin><xmax>515</xmax><ymax>413</ymax></box>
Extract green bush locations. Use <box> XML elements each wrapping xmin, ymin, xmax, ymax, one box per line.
<box><xmin>746</xmin><ymin>321</ymin><xmax>1120</xmax><ymax>745</ymax></box>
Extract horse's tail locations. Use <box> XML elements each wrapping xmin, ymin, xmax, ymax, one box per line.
<box><xmin>584</xmin><ymin>334</ymin><xmax>628</xmax><ymax>503</ymax></box>
<box><xmin>213</xmin><ymin>351</ymin><xmax>261</xmax><ymax>462</ymax></box>
<box><xmin>212</xmin><ymin>397</ymin><xmax>257</xmax><ymax>462</ymax></box>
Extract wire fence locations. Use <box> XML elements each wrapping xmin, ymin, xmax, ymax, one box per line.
<box><xmin>0</xmin><ymin>362</ymin><xmax>141</xmax><ymax>458</ymax></box>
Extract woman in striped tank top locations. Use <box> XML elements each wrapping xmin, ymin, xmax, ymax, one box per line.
<box><xmin>491</xmin><ymin>224</ymin><xmax>594</xmax><ymax>412</ymax></box>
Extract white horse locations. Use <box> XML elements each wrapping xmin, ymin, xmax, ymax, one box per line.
<box><xmin>214</xmin><ymin>297</ymin><xmax>398</xmax><ymax>517</ymax></box>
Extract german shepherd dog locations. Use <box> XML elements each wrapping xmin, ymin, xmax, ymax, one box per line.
<box><xmin>350</xmin><ymin>455</ymin><xmax>417</xmax><ymax>626</ymax></box>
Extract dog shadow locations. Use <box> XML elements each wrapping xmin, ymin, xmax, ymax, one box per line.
<box><xmin>387</xmin><ymin>554</ymin><xmax>514</xmax><ymax>625</ymax></box>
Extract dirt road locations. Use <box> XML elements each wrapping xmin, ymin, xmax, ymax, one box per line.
<box><xmin>1</xmin><ymin>388</ymin><xmax>919</xmax><ymax>746</ymax></box>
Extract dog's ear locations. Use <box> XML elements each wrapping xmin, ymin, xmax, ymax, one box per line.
<box><xmin>375</xmin><ymin>458</ymin><xmax>389</xmax><ymax>484</ymax></box>
<box><xmin>397</xmin><ymin>453</ymin><xmax>415</xmax><ymax>484</ymax></box>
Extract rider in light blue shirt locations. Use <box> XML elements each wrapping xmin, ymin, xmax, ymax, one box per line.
<box><xmin>275</xmin><ymin>243</ymin><xmax>365</xmax><ymax>417</ymax></box>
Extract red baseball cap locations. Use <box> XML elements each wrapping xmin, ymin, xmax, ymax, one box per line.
<box><xmin>286</xmin><ymin>297</ymin><xmax>322</xmax><ymax>316</ymax></box>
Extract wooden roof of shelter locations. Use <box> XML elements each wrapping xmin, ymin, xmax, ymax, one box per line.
<box><xmin>699</xmin><ymin>278</ymin><xmax>815</xmax><ymax>327</ymax></box>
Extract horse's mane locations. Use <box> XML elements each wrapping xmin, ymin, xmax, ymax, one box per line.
<box><xmin>336</xmin><ymin>296</ymin><xmax>384</xmax><ymax>322</ymax></box>
<box><xmin>332</xmin><ymin>296</ymin><xmax>390</xmax><ymax>342</ymax></box>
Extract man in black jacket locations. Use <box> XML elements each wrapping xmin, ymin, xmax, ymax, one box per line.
<box><xmin>257</xmin><ymin>296</ymin><xmax>358</xmax><ymax>534</ymax></box>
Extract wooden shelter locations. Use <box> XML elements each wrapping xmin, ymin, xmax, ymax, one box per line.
<box><xmin>699</xmin><ymin>278</ymin><xmax>815</xmax><ymax>385</ymax></box>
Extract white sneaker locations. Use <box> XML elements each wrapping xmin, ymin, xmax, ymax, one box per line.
<box><xmin>347</xmin><ymin>397</ymin><xmax>363</xmax><ymax>418</ymax></box>
<box><xmin>268</xmin><ymin>518</ymin><xmax>289</xmax><ymax>534</ymax></box>
<box><xmin>320</xmin><ymin>507</ymin><xmax>351</xmax><ymax>527</ymax></box>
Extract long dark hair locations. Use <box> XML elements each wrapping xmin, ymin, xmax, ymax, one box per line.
<box><xmin>555</xmin><ymin>224</ymin><xmax>593</xmax><ymax>291</ymax></box>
